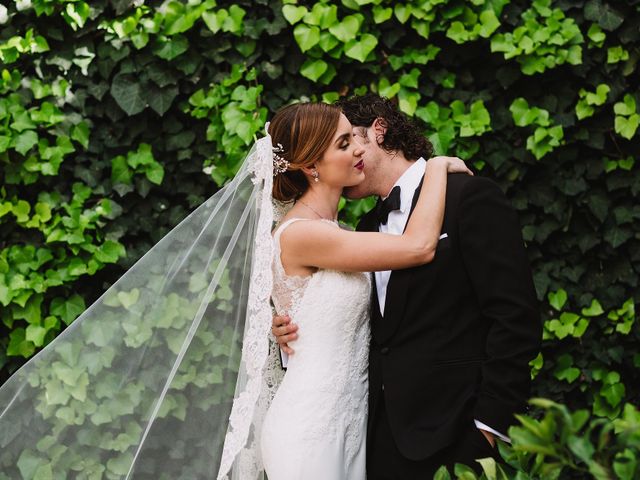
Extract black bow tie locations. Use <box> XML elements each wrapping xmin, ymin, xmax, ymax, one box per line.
<box><xmin>375</xmin><ymin>186</ymin><xmax>402</xmax><ymax>225</ymax></box>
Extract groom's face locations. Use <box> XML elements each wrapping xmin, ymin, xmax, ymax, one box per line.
<box><xmin>342</xmin><ymin>124</ymin><xmax>384</xmax><ymax>199</ymax></box>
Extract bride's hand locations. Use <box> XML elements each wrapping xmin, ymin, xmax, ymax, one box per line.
<box><xmin>428</xmin><ymin>156</ymin><xmax>474</xmax><ymax>176</ymax></box>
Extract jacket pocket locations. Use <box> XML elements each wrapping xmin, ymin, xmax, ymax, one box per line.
<box><xmin>436</xmin><ymin>236</ymin><xmax>451</xmax><ymax>252</ymax></box>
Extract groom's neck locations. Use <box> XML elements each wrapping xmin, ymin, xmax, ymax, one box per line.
<box><xmin>377</xmin><ymin>156</ymin><xmax>416</xmax><ymax>198</ymax></box>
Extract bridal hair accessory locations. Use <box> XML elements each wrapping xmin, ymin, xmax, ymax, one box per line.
<box><xmin>272</xmin><ymin>143</ymin><xmax>289</xmax><ymax>176</ymax></box>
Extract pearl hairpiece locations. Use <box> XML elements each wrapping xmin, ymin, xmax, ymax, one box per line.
<box><xmin>272</xmin><ymin>143</ymin><xmax>289</xmax><ymax>176</ymax></box>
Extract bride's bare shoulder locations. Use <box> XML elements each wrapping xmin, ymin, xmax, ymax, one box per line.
<box><xmin>278</xmin><ymin>217</ymin><xmax>338</xmax><ymax>246</ymax></box>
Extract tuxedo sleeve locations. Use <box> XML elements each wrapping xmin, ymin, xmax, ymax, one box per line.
<box><xmin>457</xmin><ymin>177</ymin><xmax>541</xmax><ymax>434</ymax></box>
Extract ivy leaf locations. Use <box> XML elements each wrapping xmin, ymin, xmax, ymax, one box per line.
<box><xmin>604</xmin><ymin>226</ymin><xmax>632</xmax><ymax>248</ymax></box>
<box><xmin>10</xmin><ymin>111</ymin><xmax>36</xmax><ymax>132</ymax></box>
<box><xmin>582</xmin><ymin>299</ymin><xmax>604</xmax><ymax>317</ymax></box>
<box><xmin>478</xmin><ymin>10</ymin><xmax>500</xmax><ymax>38</ymax></box>
<box><xmin>95</xmin><ymin>240</ymin><xmax>126</xmax><ymax>263</ymax></box>
<box><xmin>548</xmin><ymin>289</ymin><xmax>568</xmax><ymax>311</ymax></box>
<box><xmin>106</xmin><ymin>453</ymin><xmax>134</xmax><ymax>476</ymax></box>
<box><xmin>71</xmin><ymin>121</ymin><xmax>90</xmax><ymax>149</ymax></box>
<box><xmin>300</xmin><ymin>58</ymin><xmax>328</xmax><ymax>82</ymax></box>
<box><xmin>223</xmin><ymin>5</ymin><xmax>246</xmax><ymax>34</ymax></box>
<box><xmin>25</xmin><ymin>324</ymin><xmax>48</xmax><ymax>347</ymax></box>
<box><xmin>50</xmin><ymin>294</ymin><xmax>86</xmax><ymax>326</ymax></box>
<box><xmin>7</xmin><ymin>328</ymin><xmax>35</xmax><ymax>358</ymax></box>
<box><xmin>584</xmin><ymin>0</ymin><xmax>624</xmax><ymax>31</ymax></box>
<box><xmin>152</xmin><ymin>35</ymin><xmax>189</xmax><ymax>61</ymax></box>
<box><xmin>547</xmin><ymin>318</ymin><xmax>572</xmax><ymax>339</ymax></box>
<box><xmin>576</xmin><ymin>101</ymin><xmax>593</xmax><ymax>120</ymax></box>
<box><xmin>586</xmin><ymin>84</ymin><xmax>610</xmax><ymax>106</ymax></box>
<box><xmin>0</xmin><ymin>201</ymin><xmax>12</xmax><ymax>220</ymax></box>
<box><xmin>607</xmin><ymin>46</ymin><xmax>629</xmax><ymax>64</ymax></box>
<box><xmin>328</xmin><ymin>14</ymin><xmax>363</xmax><ymax>43</ymax></box>
<box><xmin>613</xmin><ymin>94</ymin><xmax>636</xmax><ymax>116</ymax></box>
<box><xmin>202</xmin><ymin>10</ymin><xmax>226</xmax><ymax>34</ymax></box>
<box><xmin>110</xmin><ymin>73</ymin><xmax>147</xmax><ymax>116</ymax></box>
<box><xmin>148</xmin><ymin>84</ymin><xmax>179</xmax><ymax>116</ymax></box>
<box><xmin>587</xmin><ymin>23</ymin><xmax>606</xmax><ymax>46</ymax></box>
<box><xmin>145</xmin><ymin>162</ymin><xmax>165</xmax><ymax>185</ymax></box>
<box><xmin>618</xmin><ymin>156</ymin><xmax>634</xmax><ymax>170</ymax></box>
<box><xmin>394</xmin><ymin>4</ymin><xmax>412</xmax><ymax>24</ymax></box>
<box><xmin>344</xmin><ymin>34</ymin><xmax>377</xmax><ymax>62</ymax></box>
<box><xmin>554</xmin><ymin>354</ymin><xmax>580</xmax><ymax>383</ymax></box>
<box><xmin>13</xmin><ymin>294</ymin><xmax>43</xmax><ymax>325</ymax></box>
<box><xmin>0</xmin><ymin>135</ymin><xmax>11</xmax><ymax>153</ymax></box>
<box><xmin>282</xmin><ymin>5</ymin><xmax>308</xmax><ymax>24</ymax></box>
<box><xmin>117</xmin><ymin>288</ymin><xmax>140</xmax><ymax>310</ymax></box>
<box><xmin>127</xmin><ymin>143</ymin><xmax>154</xmax><ymax>168</ymax></box>
<box><xmin>293</xmin><ymin>24</ymin><xmax>320</xmax><ymax>52</ymax></box>
<box><xmin>303</xmin><ymin>3</ymin><xmax>337</xmax><ymax>28</ymax></box>
<box><xmin>14</xmin><ymin>130</ymin><xmax>38</xmax><ymax>155</ymax></box>
<box><xmin>111</xmin><ymin>155</ymin><xmax>133</xmax><ymax>184</ymax></box>
<box><xmin>398</xmin><ymin>89</ymin><xmax>419</xmax><ymax>116</ymax></box>
<box><xmin>17</xmin><ymin>450</ymin><xmax>45</xmax><ymax>480</ymax></box>
<box><xmin>615</xmin><ymin>115</ymin><xmax>639</xmax><ymax>140</ymax></box>
<box><xmin>446</xmin><ymin>22</ymin><xmax>468</xmax><ymax>44</ymax></box>
<box><xmin>601</xmin><ymin>382</ymin><xmax>625</xmax><ymax>407</ymax></box>
<box><xmin>372</xmin><ymin>6</ymin><xmax>393</xmax><ymax>23</ymax></box>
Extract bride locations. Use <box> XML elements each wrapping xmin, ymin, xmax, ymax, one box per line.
<box><xmin>0</xmin><ymin>101</ymin><xmax>470</xmax><ymax>480</ymax></box>
<box><xmin>261</xmin><ymin>102</ymin><xmax>470</xmax><ymax>479</ymax></box>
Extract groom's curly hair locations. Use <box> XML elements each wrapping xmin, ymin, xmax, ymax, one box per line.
<box><xmin>335</xmin><ymin>94</ymin><xmax>433</xmax><ymax>161</ymax></box>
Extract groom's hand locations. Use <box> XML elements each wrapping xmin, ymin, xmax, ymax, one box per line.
<box><xmin>272</xmin><ymin>315</ymin><xmax>298</xmax><ymax>355</ymax></box>
<box><xmin>479</xmin><ymin>429</ymin><xmax>496</xmax><ymax>448</ymax></box>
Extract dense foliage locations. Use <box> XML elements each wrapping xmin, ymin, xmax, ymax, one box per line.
<box><xmin>436</xmin><ymin>399</ymin><xmax>640</xmax><ymax>479</ymax></box>
<box><xmin>0</xmin><ymin>0</ymin><xmax>638</xmax><ymax>477</ymax></box>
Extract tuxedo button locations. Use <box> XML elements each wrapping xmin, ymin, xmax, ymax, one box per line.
<box><xmin>380</xmin><ymin>347</ymin><xmax>390</xmax><ymax>355</ymax></box>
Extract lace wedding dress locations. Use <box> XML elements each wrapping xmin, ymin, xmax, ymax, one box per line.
<box><xmin>261</xmin><ymin>218</ymin><xmax>371</xmax><ymax>480</ymax></box>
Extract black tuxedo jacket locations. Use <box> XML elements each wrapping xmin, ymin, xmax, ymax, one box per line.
<box><xmin>358</xmin><ymin>173</ymin><xmax>541</xmax><ymax>461</ymax></box>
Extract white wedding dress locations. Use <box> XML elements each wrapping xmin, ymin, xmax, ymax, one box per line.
<box><xmin>261</xmin><ymin>218</ymin><xmax>371</xmax><ymax>480</ymax></box>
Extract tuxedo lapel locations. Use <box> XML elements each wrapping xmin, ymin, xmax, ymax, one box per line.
<box><xmin>357</xmin><ymin>207</ymin><xmax>379</xmax><ymax>233</ymax></box>
<box><xmin>404</xmin><ymin>178</ymin><xmax>424</xmax><ymax>225</ymax></box>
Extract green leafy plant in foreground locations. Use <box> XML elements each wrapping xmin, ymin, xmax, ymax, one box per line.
<box><xmin>433</xmin><ymin>399</ymin><xmax>640</xmax><ymax>480</ymax></box>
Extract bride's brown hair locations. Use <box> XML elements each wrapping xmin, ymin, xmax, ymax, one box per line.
<box><xmin>269</xmin><ymin>102</ymin><xmax>341</xmax><ymax>201</ymax></box>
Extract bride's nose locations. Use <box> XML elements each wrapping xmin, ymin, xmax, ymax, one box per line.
<box><xmin>353</xmin><ymin>141</ymin><xmax>365</xmax><ymax>157</ymax></box>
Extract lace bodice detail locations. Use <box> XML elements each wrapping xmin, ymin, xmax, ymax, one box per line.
<box><xmin>264</xmin><ymin>218</ymin><xmax>372</xmax><ymax>473</ymax></box>
<box><xmin>270</xmin><ymin>218</ymin><xmax>318</xmax><ymax>317</ymax></box>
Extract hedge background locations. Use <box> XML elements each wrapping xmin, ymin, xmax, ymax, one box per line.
<box><xmin>0</xmin><ymin>0</ymin><xmax>638</xmax><ymax>458</ymax></box>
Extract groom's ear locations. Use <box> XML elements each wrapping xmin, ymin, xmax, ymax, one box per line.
<box><xmin>372</xmin><ymin>117</ymin><xmax>388</xmax><ymax>144</ymax></box>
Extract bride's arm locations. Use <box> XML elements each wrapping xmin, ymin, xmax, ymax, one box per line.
<box><xmin>281</xmin><ymin>157</ymin><xmax>472</xmax><ymax>273</ymax></box>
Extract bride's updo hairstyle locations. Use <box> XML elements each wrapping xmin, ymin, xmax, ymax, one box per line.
<box><xmin>269</xmin><ymin>102</ymin><xmax>341</xmax><ymax>201</ymax></box>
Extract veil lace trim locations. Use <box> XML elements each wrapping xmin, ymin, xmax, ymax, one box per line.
<box><xmin>217</xmin><ymin>135</ymin><xmax>277</xmax><ymax>479</ymax></box>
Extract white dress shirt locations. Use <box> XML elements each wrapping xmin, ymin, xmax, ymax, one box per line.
<box><xmin>374</xmin><ymin>158</ymin><xmax>510</xmax><ymax>443</ymax></box>
<box><xmin>375</xmin><ymin>158</ymin><xmax>426</xmax><ymax>314</ymax></box>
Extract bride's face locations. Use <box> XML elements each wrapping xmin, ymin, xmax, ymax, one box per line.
<box><xmin>315</xmin><ymin>113</ymin><xmax>365</xmax><ymax>188</ymax></box>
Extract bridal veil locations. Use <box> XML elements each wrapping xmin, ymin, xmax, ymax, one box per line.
<box><xmin>0</xmin><ymin>131</ymin><xmax>283</xmax><ymax>479</ymax></box>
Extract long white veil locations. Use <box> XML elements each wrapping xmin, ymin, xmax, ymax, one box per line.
<box><xmin>0</xmin><ymin>132</ymin><xmax>283</xmax><ymax>479</ymax></box>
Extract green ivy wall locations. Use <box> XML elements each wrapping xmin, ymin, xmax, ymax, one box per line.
<box><xmin>0</xmin><ymin>0</ymin><xmax>638</xmax><ymax>467</ymax></box>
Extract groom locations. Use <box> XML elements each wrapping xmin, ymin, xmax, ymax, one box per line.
<box><xmin>273</xmin><ymin>94</ymin><xmax>541</xmax><ymax>478</ymax></box>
